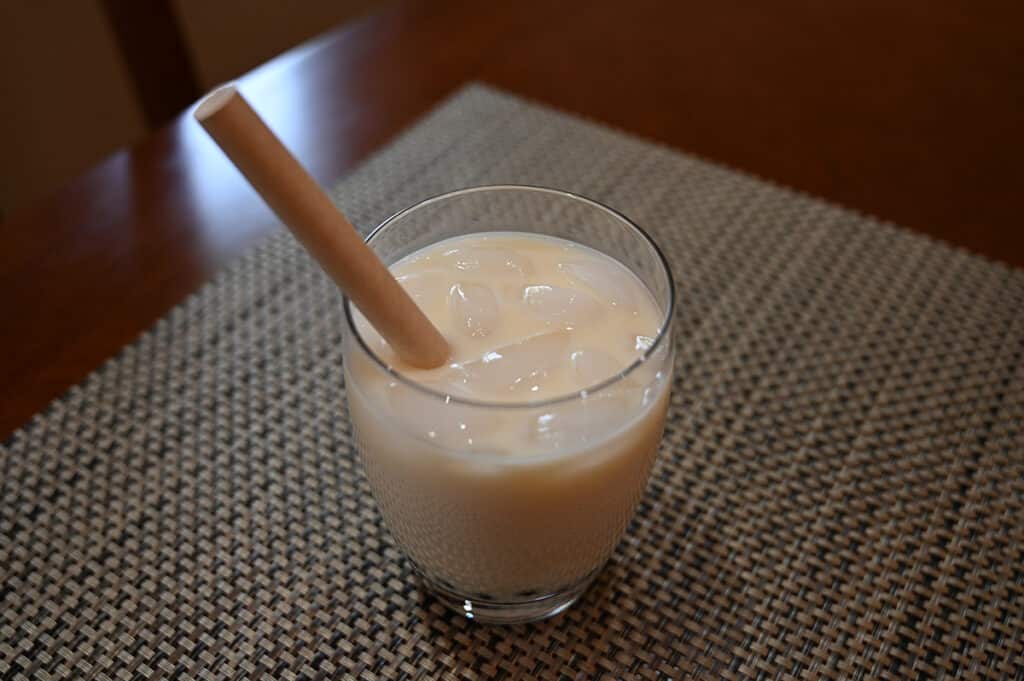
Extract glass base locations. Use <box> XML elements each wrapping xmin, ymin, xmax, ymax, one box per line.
<box><xmin>422</xmin><ymin>574</ymin><xmax>596</xmax><ymax>624</ymax></box>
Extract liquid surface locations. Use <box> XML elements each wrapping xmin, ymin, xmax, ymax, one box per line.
<box><xmin>354</xmin><ymin>232</ymin><xmax>663</xmax><ymax>404</ymax></box>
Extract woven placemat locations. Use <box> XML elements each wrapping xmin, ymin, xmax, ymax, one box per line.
<box><xmin>3</xmin><ymin>84</ymin><xmax>1023</xmax><ymax>680</ymax></box>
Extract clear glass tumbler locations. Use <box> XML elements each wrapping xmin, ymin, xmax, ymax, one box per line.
<box><xmin>342</xmin><ymin>185</ymin><xmax>675</xmax><ymax>623</ymax></box>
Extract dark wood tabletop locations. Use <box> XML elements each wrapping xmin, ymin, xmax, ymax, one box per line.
<box><xmin>2</xmin><ymin>0</ymin><xmax>1022</xmax><ymax>439</ymax></box>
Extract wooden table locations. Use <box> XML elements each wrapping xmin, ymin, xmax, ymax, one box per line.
<box><xmin>2</xmin><ymin>0</ymin><xmax>1021</xmax><ymax>439</ymax></box>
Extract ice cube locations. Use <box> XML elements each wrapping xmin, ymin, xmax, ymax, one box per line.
<box><xmin>395</xmin><ymin>270</ymin><xmax>447</xmax><ymax>308</ymax></box>
<box><xmin>522</xmin><ymin>285</ymin><xmax>604</xmax><ymax>329</ymax></box>
<box><xmin>448</xmin><ymin>282</ymin><xmax>499</xmax><ymax>338</ymax></box>
<box><xmin>458</xmin><ymin>331</ymin><xmax>570</xmax><ymax>397</ymax></box>
<box><xmin>570</xmin><ymin>349</ymin><xmax>625</xmax><ymax>388</ymax></box>
<box><xmin>529</xmin><ymin>392</ymin><xmax>630</xmax><ymax>448</ymax></box>
<box><xmin>441</xmin><ymin>245</ymin><xmax>535</xmax><ymax>276</ymax></box>
<box><xmin>560</xmin><ymin>260</ymin><xmax>638</xmax><ymax>308</ymax></box>
<box><xmin>498</xmin><ymin>282</ymin><xmax>526</xmax><ymax>305</ymax></box>
<box><xmin>634</xmin><ymin>334</ymin><xmax>656</xmax><ymax>353</ymax></box>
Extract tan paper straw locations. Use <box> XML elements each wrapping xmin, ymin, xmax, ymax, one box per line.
<box><xmin>195</xmin><ymin>85</ymin><xmax>450</xmax><ymax>369</ymax></box>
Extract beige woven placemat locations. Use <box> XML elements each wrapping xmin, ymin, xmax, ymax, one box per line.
<box><xmin>3</xmin><ymin>84</ymin><xmax>1023</xmax><ymax>680</ymax></box>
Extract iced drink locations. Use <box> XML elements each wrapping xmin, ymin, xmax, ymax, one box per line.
<box><xmin>344</xmin><ymin>230</ymin><xmax>672</xmax><ymax>620</ymax></box>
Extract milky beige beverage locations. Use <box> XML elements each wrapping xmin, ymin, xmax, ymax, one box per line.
<box><xmin>344</xmin><ymin>232</ymin><xmax>672</xmax><ymax>599</ymax></box>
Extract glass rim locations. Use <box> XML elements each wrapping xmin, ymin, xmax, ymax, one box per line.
<box><xmin>342</xmin><ymin>184</ymin><xmax>676</xmax><ymax>410</ymax></box>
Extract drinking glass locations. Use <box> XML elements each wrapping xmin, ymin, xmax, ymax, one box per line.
<box><xmin>342</xmin><ymin>185</ymin><xmax>675</xmax><ymax>623</ymax></box>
